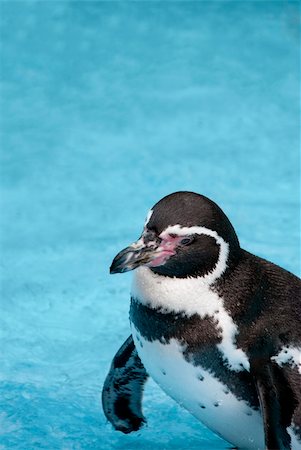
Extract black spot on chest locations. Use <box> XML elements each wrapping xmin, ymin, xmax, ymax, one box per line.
<box><xmin>130</xmin><ymin>298</ymin><xmax>260</xmax><ymax>410</ymax></box>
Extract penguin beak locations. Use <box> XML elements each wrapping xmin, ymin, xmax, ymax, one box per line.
<box><xmin>110</xmin><ymin>238</ymin><xmax>159</xmax><ymax>274</ymax></box>
<box><xmin>110</xmin><ymin>233</ymin><xmax>177</xmax><ymax>274</ymax></box>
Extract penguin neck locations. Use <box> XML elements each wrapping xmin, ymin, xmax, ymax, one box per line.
<box><xmin>131</xmin><ymin>266</ymin><xmax>222</xmax><ymax>317</ymax></box>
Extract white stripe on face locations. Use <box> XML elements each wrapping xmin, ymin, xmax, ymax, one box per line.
<box><xmin>144</xmin><ymin>209</ymin><xmax>153</xmax><ymax>228</ymax></box>
<box><xmin>159</xmin><ymin>224</ymin><xmax>229</xmax><ymax>284</ymax></box>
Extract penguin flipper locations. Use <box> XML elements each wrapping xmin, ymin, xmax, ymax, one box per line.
<box><xmin>251</xmin><ymin>358</ymin><xmax>291</xmax><ymax>450</ymax></box>
<box><xmin>102</xmin><ymin>335</ymin><xmax>149</xmax><ymax>433</ymax></box>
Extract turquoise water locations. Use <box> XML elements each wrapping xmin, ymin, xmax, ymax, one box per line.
<box><xmin>1</xmin><ymin>1</ymin><xmax>300</xmax><ymax>448</ymax></box>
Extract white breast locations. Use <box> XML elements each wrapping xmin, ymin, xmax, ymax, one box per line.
<box><xmin>131</xmin><ymin>267</ymin><xmax>250</xmax><ymax>372</ymax></box>
<box><xmin>131</xmin><ymin>327</ymin><xmax>265</xmax><ymax>450</ymax></box>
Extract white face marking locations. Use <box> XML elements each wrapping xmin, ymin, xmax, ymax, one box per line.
<box><xmin>159</xmin><ymin>225</ymin><xmax>229</xmax><ymax>284</ymax></box>
<box><xmin>131</xmin><ymin>266</ymin><xmax>250</xmax><ymax>372</ymax></box>
<box><xmin>144</xmin><ymin>209</ymin><xmax>153</xmax><ymax>228</ymax></box>
<box><xmin>131</xmin><ymin>330</ymin><xmax>264</xmax><ymax>450</ymax></box>
<box><xmin>271</xmin><ymin>346</ymin><xmax>301</xmax><ymax>375</ymax></box>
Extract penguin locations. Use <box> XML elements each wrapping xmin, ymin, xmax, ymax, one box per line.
<box><xmin>102</xmin><ymin>191</ymin><xmax>301</xmax><ymax>450</ymax></box>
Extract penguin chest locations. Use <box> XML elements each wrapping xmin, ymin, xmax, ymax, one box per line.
<box><xmin>130</xmin><ymin>267</ymin><xmax>265</xmax><ymax>449</ymax></box>
<box><xmin>131</xmin><ymin>328</ymin><xmax>265</xmax><ymax>450</ymax></box>
<box><xmin>131</xmin><ymin>267</ymin><xmax>250</xmax><ymax>372</ymax></box>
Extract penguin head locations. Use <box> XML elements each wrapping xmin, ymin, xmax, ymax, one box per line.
<box><xmin>110</xmin><ymin>192</ymin><xmax>241</xmax><ymax>280</ymax></box>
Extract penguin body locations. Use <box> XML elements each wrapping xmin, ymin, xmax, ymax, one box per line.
<box><xmin>102</xmin><ymin>192</ymin><xmax>301</xmax><ymax>449</ymax></box>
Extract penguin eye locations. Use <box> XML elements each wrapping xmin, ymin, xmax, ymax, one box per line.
<box><xmin>180</xmin><ymin>236</ymin><xmax>194</xmax><ymax>246</ymax></box>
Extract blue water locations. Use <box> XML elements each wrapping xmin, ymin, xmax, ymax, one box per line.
<box><xmin>1</xmin><ymin>1</ymin><xmax>300</xmax><ymax>448</ymax></box>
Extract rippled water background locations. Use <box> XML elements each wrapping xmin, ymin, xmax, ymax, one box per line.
<box><xmin>1</xmin><ymin>1</ymin><xmax>300</xmax><ymax>448</ymax></box>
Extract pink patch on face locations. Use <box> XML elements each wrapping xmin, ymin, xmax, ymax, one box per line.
<box><xmin>147</xmin><ymin>234</ymin><xmax>182</xmax><ymax>268</ymax></box>
<box><xmin>147</xmin><ymin>250</ymin><xmax>175</xmax><ymax>267</ymax></box>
